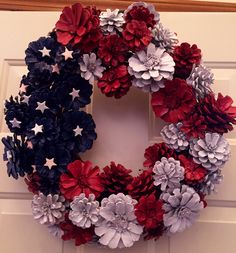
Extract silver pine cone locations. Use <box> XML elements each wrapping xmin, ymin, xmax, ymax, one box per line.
<box><xmin>99</xmin><ymin>9</ymin><xmax>125</xmax><ymax>34</ymax></box>
<box><xmin>189</xmin><ymin>132</ymin><xmax>230</xmax><ymax>171</ymax></box>
<box><xmin>152</xmin><ymin>23</ymin><xmax>178</xmax><ymax>52</ymax></box>
<box><xmin>32</xmin><ymin>193</ymin><xmax>66</xmax><ymax>225</ymax></box>
<box><xmin>161</xmin><ymin>122</ymin><xmax>189</xmax><ymax>151</ymax></box>
<box><xmin>69</xmin><ymin>193</ymin><xmax>99</xmax><ymax>228</ymax></box>
<box><xmin>153</xmin><ymin>157</ymin><xmax>185</xmax><ymax>191</ymax></box>
<box><xmin>187</xmin><ymin>64</ymin><xmax>214</xmax><ymax>98</ymax></box>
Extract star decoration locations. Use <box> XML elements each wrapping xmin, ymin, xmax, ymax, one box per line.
<box><xmin>39</xmin><ymin>46</ymin><xmax>51</xmax><ymax>57</ymax></box>
<box><xmin>62</xmin><ymin>48</ymin><xmax>73</xmax><ymax>60</ymax></box>
<box><xmin>22</xmin><ymin>95</ymin><xmax>31</xmax><ymax>105</ymax></box>
<box><xmin>36</xmin><ymin>101</ymin><xmax>49</xmax><ymax>113</ymax></box>
<box><xmin>27</xmin><ymin>141</ymin><xmax>33</xmax><ymax>149</ymax></box>
<box><xmin>74</xmin><ymin>125</ymin><xmax>83</xmax><ymax>136</ymax></box>
<box><xmin>32</xmin><ymin>123</ymin><xmax>43</xmax><ymax>135</ymax></box>
<box><xmin>70</xmin><ymin>88</ymin><xmax>80</xmax><ymax>101</ymax></box>
<box><xmin>44</xmin><ymin>158</ymin><xmax>57</xmax><ymax>170</ymax></box>
<box><xmin>10</xmin><ymin>118</ymin><xmax>21</xmax><ymax>128</ymax></box>
<box><xmin>19</xmin><ymin>83</ymin><xmax>28</xmax><ymax>94</ymax></box>
<box><xmin>51</xmin><ymin>64</ymin><xmax>60</xmax><ymax>74</ymax></box>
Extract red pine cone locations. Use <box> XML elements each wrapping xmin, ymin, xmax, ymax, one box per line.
<box><xmin>151</xmin><ymin>78</ymin><xmax>197</xmax><ymax>123</ymax></box>
<box><xmin>122</xmin><ymin>20</ymin><xmax>152</xmax><ymax>51</ymax></box>
<box><xmin>135</xmin><ymin>194</ymin><xmax>164</xmax><ymax>229</ymax></box>
<box><xmin>98</xmin><ymin>34</ymin><xmax>128</xmax><ymax>67</ymax></box>
<box><xmin>55</xmin><ymin>3</ymin><xmax>102</xmax><ymax>53</ymax></box>
<box><xmin>143</xmin><ymin>142</ymin><xmax>177</xmax><ymax>169</ymax></box>
<box><xmin>97</xmin><ymin>65</ymin><xmax>132</xmax><ymax>98</ymax></box>
<box><xmin>125</xmin><ymin>5</ymin><xmax>157</xmax><ymax>28</ymax></box>
<box><xmin>173</xmin><ymin>42</ymin><xmax>201</xmax><ymax>79</ymax></box>
<box><xmin>100</xmin><ymin>162</ymin><xmax>133</xmax><ymax>195</ymax></box>
<box><xmin>127</xmin><ymin>168</ymin><xmax>156</xmax><ymax>200</ymax></box>
<box><xmin>143</xmin><ymin>224</ymin><xmax>164</xmax><ymax>240</ymax></box>
<box><xmin>181</xmin><ymin>112</ymin><xmax>207</xmax><ymax>139</ymax></box>
<box><xmin>24</xmin><ymin>172</ymin><xmax>40</xmax><ymax>194</ymax></box>
<box><xmin>60</xmin><ymin>214</ymin><xmax>94</xmax><ymax>246</ymax></box>
<box><xmin>197</xmin><ymin>93</ymin><xmax>236</xmax><ymax>134</ymax></box>
<box><xmin>178</xmin><ymin>154</ymin><xmax>207</xmax><ymax>183</ymax></box>
<box><xmin>60</xmin><ymin>160</ymin><xmax>104</xmax><ymax>200</ymax></box>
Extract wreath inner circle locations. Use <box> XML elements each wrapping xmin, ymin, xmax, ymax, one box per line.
<box><xmin>2</xmin><ymin>1</ymin><xmax>236</xmax><ymax>249</ymax></box>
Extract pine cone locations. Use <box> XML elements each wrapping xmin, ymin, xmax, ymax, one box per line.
<box><xmin>161</xmin><ymin>185</ymin><xmax>203</xmax><ymax>233</ymax></box>
<box><xmin>152</xmin><ymin>23</ymin><xmax>178</xmax><ymax>52</ymax></box>
<box><xmin>127</xmin><ymin>169</ymin><xmax>156</xmax><ymax>200</ymax></box>
<box><xmin>153</xmin><ymin>157</ymin><xmax>185</xmax><ymax>191</ymax></box>
<box><xmin>197</xmin><ymin>93</ymin><xmax>236</xmax><ymax>134</ymax></box>
<box><xmin>143</xmin><ymin>142</ymin><xmax>177</xmax><ymax>169</ymax></box>
<box><xmin>160</xmin><ymin>123</ymin><xmax>189</xmax><ymax>151</ymax></box>
<box><xmin>189</xmin><ymin>133</ymin><xmax>230</xmax><ymax>171</ymax></box>
<box><xmin>173</xmin><ymin>43</ymin><xmax>201</xmax><ymax>79</ymax></box>
<box><xmin>69</xmin><ymin>193</ymin><xmax>99</xmax><ymax>228</ymax></box>
<box><xmin>181</xmin><ymin>112</ymin><xmax>207</xmax><ymax>139</ymax></box>
<box><xmin>32</xmin><ymin>192</ymin><xmax>66</xmax><ymax>225</ymax></box>
<box><xmin>99</xmin><ymin>9</ymin><xmax>125</xmax><ymax>34</ymax></box>
<box><xmin>199</xmin><ymin>169</ymin><xmax>223</xmax><ymax>195</ymax></box>
<box><xmin>100</xmin><ymin>162</ymin><xmax>133</xmax><ymax>196</ymax></box>
<box><xmin>187</xmin><ymin>64</ymin><xmax>213</xmax><ymax>98</ymax></box>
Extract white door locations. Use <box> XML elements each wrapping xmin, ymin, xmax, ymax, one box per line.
<box><xmin>0</xmin><ymin>10</ymin><xmax>236</xmax><ymax>253</ymax></box>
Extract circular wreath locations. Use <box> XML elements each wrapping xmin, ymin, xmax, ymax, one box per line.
<box><xmin>2</xmin><ymin>1</ymin><xmax>236</xmax><ymax>249</ymax></box>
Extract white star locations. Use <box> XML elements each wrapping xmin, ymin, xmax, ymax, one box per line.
<box><xmin>39</xmin><ymin>46</ymin><xmax>51</xmax><ymax>57</ymax></box>
<box><xmin>10</xmin><ymin>118</ymin><xmax>21</xmax><ymax>128</ymax></box>
<box><xmin>32</xmin><ymin>123</ymin><xmax>43</xmax><ymax>135</ymax></box>
<box><xmin>27</xmin><ymin>141</ymin><xmax>33</xmax><ymax>149</ymax></box>
<box><xmin>70</xmin><ymin>88</ymin><xmax>80</xmax><ymax>100</ymax></box>
<box><xmin>51</xmin><ymin>64</ymin><xmax>60</xmax><ymax>74</ymax></box>
<box><xmin>74</xmin><ymin>125</ymin><xmax>83</xmax><ymax>136</ymax></box>
<box><xmin>44</xmin><ymin>158</ymin><xmax>57</xmax><ymax>170</ymax></box>
<box><xmin>19</xmin><ymin>83</ymin><xmax>28</xmax><ymax>94</ymax></box>
<box><xmin>62</xmin><ymin>48</ymin><xmax>73</xmax><ymax>60</ymax></box>
<box><xmin>22</xmin><ymin>95</ymin><xmax>31</xmax><ymax>105</ymax></box>
<box><xmin>36</xmin><ymin>101</ymin><xmax>49</xmax><ymax>113</ymax></box>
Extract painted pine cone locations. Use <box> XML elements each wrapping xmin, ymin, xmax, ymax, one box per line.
<box><xmin>161</xmin><ymin>123</ymin><xmax>189</xmax><ymax>151</ymax></box>
<box><xmin>189</xmin><ymin>132</ymin><xmax>230</xmax><ymax>171</ymax></box>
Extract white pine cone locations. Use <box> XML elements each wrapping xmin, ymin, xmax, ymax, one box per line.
<box><xmin>95</xmin><ymin>193</ymin><xmax>143</xmax><ymax>249</ymax></box>
<box><xmin>32</xmin><ymin>192</ymin><xmax>66</xmax><ymax>225</ymax></box>
<box><xmin>161</xmin><ymin>185</ymin><xmax>204</xmax><ymax>233</ymax></box>
<box><xmin>100</xmin><ymin>9</ymin><xmax>125</xmax><ymax>34</ymax></box>
<box><xmin>152</xmin><ymin>23</ymin><xmax>178</xmax><ymax>52</ymax></box>
<box><xmin>189</xmin><ymin>132</ymin><xmax>230</xmax><ymax>171</ymax></box>
<box><xmin>161</xmin><ymin>122</ymin><xmax>189</xmax><ymax>151</ymax></box>
<box><xmin>69</xmin><ymin>193</ymin><xmax>99</xmax><ymax>228</ymax></box>
<box><xmin>153</xmin><ymin>157</ymin><xmax>185</xmax><ymax>191</ymax></box>
<box><xmin>128</xmin><ymin>43</ymin><xmax>175</xmax><ymax>92</ymax></box>
<box><xmin>187</xmin><ymin>64</ymin><xmax>213</xmax><ymax>98</ymax></box>
<box><xmin>200</xmin><ymin>169</ymin><xmax>223</xmax><ymax>195</ymax></box>
<box><xmin>79</xmin><ymin>53</ymin><xmax>104</xmax><ymax>84</ymax></box>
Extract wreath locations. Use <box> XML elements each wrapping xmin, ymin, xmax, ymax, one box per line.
<box><xmin>2</xmin><ymin>1</ymin><xmax>236</xmax><ymax>249</ymax></box>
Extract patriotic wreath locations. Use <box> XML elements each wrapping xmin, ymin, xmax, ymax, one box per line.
<box><xmin>2</xmin><ymin>1</ymin><xmax>236</xmax><ymax>249</ymax></box>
